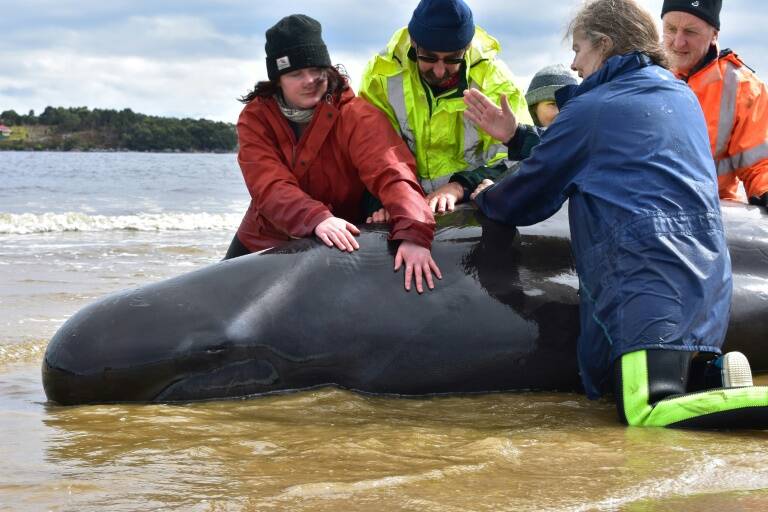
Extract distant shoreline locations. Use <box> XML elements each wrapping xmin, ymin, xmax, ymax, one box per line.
<box><xmin>0</xmin><ymin>106</ymin><xmax>238</xmax><ymax>153</ymax></box>
<box><xmin>0</xmin><ymin>146</ymin><xmax>237</xmax><ymax>154</ymax></box>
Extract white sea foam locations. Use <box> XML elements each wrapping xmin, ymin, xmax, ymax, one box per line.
<box><xmin>0</xmin><ymin>212</ymin><xmax>242</xmax><ymax>234</ymax></box>
<box><xmin>548</xmin><ymin>272</ymin><xmax>579</xmax><ymax>289</ymax></box>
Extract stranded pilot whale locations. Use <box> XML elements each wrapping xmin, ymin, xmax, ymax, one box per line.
<box><xmin>42</xmin><ymin>202</ymin><xmax>768</xmax><ymax>405</ymax></box>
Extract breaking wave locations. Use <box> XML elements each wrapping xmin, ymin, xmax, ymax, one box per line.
<box><xmin>0</xmin><ymin>212</ymin><xmax>241</xmax><ymax>234</ymax></box>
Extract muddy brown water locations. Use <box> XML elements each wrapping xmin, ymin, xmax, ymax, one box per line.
<box><xmin>2</xmin><ymin>152</ymin><xmax>766</xmax><ymax>510</ymax></box>
<box><xmin>2</xmin><ymin>353</ymin><xmax>767</xmax><ymax>511</ymax></box>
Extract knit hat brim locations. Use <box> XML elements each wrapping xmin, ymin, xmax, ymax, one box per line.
<box><xmin>408</xmin><ymin>19</ymin><xmax>475</xmax><ymax>52</ymax></box>
<box><xmin>266</xmin><ymin>44</ymin><xmax>332</xmax><ymax>81</ymax></box>
<box><xmin>525</xmin><ymin>84</ymin><xmax>566</xmax><ymax>108</ymax></box>
<box><xmin>661</xmin><ymin>0</ymin><xmax>721</xmax><ymax>30</ymax></box>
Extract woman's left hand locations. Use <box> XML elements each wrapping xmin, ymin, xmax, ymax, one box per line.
<box><xmin>394</xmin><ymin>241</ymin><xmax>442</xmax><ymax>293</ymax></box>
<box><xmin>470</xmin><ymin>179</ymin><xmax>495</xmax><ymax>201</ymax></box>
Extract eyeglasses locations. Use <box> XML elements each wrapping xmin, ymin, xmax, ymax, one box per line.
<box><xmin>414</xmin><ymin>47</ymin><xmax>466</xmax><ymax>66</ymax></box>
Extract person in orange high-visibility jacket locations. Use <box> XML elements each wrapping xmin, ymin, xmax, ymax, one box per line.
<box><xmin>661</xmin><ymin>0</ymin><xmax>768</xmax><ymax>207</ymax></box>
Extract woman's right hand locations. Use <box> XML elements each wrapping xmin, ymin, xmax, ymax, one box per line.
<box><xmin>314</xmin><ymin>216</ymin><xmax>360</xmax><ymax>252</ymax></box>
<box><xmin>463</xmin><ymin>90</ymin><xmax>517</xmax><ymax>143</ymax></box>
<box><xmin>470</xmin><ymin>179</ymin><xmax>495</xmax><ymax>201</ymax></box>
<box><xmin>394</xmin><ymin>241</ymin><xmax>442</xmax><ymax>293</ymax></box>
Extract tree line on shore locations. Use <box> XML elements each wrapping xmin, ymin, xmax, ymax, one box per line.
<box><xmin>0</xmin><ymin>106</ymin><xmax>237</xmax><ymax>152</ymax></box>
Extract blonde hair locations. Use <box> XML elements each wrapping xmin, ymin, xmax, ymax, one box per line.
<box><xmin>567</xmin><ymin>0</ymin><xmax>668</xmax><ymax>69</ymax></box>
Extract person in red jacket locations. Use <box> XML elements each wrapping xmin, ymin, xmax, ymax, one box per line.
<box><xmin>661</xmin><ymin>0</ymin><xmax>768</xmax><ymax>206</ymax></box>
<box><xmin>226</xmin><ymin>14</ymin><xmax>441</xmax><ymax>293</ymax></box>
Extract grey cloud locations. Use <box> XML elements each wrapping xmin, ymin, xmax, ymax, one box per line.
<box><xmin>6</xmin><ymin>16</ymin><xmax>260</xmax><ymax>61</ymax></box>
<box><xmin>0</xmin><ymin>86</ymin><xmax>35</xmax><ymax>98</ymax></box>
<box><xmin>1</xmin><ymin>0</ymin><xmax>765</xmax><ymax>121</ymax></box>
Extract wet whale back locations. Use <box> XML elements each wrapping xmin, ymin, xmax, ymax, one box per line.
<box><xmin>719</xmin><ymin>202</ymin><xmax>768</xmax><ymax>370</ymax></box>
<box><xmin>42</xmin><ymin>204</ymin><xmax>768</xmax><ymax>404</ymax></box>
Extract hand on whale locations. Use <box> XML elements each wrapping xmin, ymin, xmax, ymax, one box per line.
<box><xmin>317</xmin><ymin>215</ymin><xmax>441</xmax><ymax>293</ymax></box>
<box><xmin>471</xmin><ymin>179</ymin><xmax>495</xmax><ymax>200</ymax></box>
<box><xmin>394</xmin><ymin>241</ymin><xmax>442</xmax><ymax>293</ymax></box>
<box><xmin>314</xmin><ymin>216</ymin><xmax>361</xmax><ymax>252</ymax></box>
<box><xmin>427</xmin><ymin>182</ymin><xmax>464</xmax><ymax>213</ymax></box>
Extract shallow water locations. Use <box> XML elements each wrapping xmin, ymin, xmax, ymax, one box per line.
<box><xmin>3</xmin><ymin>361</ymin><xmax>768</xmax><ymax>511</ymax></box>
<box><xmin>2</xmin><ymin>152</ymin><xmax>767</xmax><ymax>511</ymax></box>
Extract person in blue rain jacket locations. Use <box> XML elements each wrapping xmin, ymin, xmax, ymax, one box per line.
<box><xmin>466</xmin><ymin>0</ymin><xmax>735</xmax><ymax>417</ymax></box>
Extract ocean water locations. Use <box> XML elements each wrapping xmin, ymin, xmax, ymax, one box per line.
<box><xmin>2</xmin><ymin>151</ymin><xmax>768</xmax><ymax>511</ymax></box>
<box><xmin>0</xmin><ymin>151</ymin><xmax>247</xmax><ymax>346</ymax></box>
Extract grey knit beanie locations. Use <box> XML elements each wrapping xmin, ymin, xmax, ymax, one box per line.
<box><xmin>526</xmin><ymin>64</ymin><xmax>578</xmax><ymax>107</ymax></box>
<box><xmin>525</xmin><ymin>64</ymin><xmax>578</xmax><ymax>126</ymax></box>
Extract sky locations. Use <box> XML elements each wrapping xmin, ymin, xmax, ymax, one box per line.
<box><xmin>1</xmin><ymin>1</ymin><xmax>766</xmax><ymax>123</ymax></box>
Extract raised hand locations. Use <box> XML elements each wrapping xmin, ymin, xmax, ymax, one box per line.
<box><xmin>463</xmin><ymin>89</ymin><xmax>517</xmax><ymax>143</ymax></box>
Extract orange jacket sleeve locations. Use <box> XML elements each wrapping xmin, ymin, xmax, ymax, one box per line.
<box><xmin>730</xmin><ymin>74</ymin><xmax>768</xmax><ymax>199</ymax></box>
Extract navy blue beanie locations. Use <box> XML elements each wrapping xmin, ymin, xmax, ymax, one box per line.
<box><xmin>408</xmin><ymin>0</ymin><xmax>475</xmax><ymax>52</ymax></box>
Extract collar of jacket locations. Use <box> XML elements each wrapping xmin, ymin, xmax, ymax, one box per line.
<box><xmin>685</xmin><ymin>47</ymin><xmax>755</xmax><ymax>82</ymax></box>
<box><xmin>264</xmin><ymin>87</ymin><xmax>353</xmax><ymax>128</ymax></box>
<box><xmin>680</xmin><ymin>44</ymin><xmax>721</xmax><ymax>81</ymax></box>
<box><xmin>263</xmin><ymin>88</ymin><xmax>352</xmax><ymax>177</ymax></box>
<box><xmin>554</xmin><ymin>52</ymin><xmax>654</xmax><ymax>108</ymax></box>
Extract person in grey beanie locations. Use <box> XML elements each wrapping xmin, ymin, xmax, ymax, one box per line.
<box><xmin>525</xmin><ymin>64</ymin><xmax>578</xmax><ymax>128</ymax></box>
<box><xmin>459</xmin><ymin>64</ymin><xmax>578</xmax><ymax>199</ymax></box>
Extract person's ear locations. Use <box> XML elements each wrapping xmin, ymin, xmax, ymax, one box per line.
<box><xmin>600</xmin><ymin>35</ymin><xmax>614</xmax><ymax>56</ymax></box>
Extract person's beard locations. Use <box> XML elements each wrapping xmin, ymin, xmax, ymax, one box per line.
<box><xmin>421</xmin><ymin>68</ymin><xmax>458</xmax><ymax>88</ymax></box>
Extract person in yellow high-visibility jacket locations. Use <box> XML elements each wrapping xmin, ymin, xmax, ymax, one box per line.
<box><xmin>359</xmin><ymin>0</ymin><xmax>531</xmax><ymax>214</ymax></box>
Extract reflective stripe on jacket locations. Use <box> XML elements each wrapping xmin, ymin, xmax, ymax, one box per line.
<box><xmin>359</xmin><ymin>26</ymin><xmax>531</xmax><ymax>192</ymax></box>
<box><xmin>236</xmin><ymin>88</ymin><xmax>435</xmax><ymax>251</ymax></box>
<box><xmin>685</xmin><ymin>50</ymin><xmax>768</xmax><ymax>201</ymax></box>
